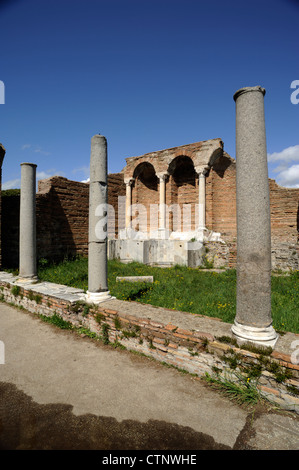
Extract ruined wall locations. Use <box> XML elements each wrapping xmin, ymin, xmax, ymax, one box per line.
<box><xmin>269</xmin><ymin>179</ymin><xmax>299</xmax><ymax>244</ymax></box>
<box><xmin>205</xmin><ymin>157</ymin><xmax>299</xmax><ymax>269</ymax></box>
<box><xmin>0</xmin><ymin>144</ymin><xmax>6</xmax><ymax>267</ymax></box>
<box><xmin>1</xmin><ymin>149</ymin><xmax>298</xmax><ymax>270</ymax></box>
<box><xmin>269</xmin><ymin>179</ymin><xmax>299</xmax><ymax>271</ymax></box>
<box><xmin>1</xmin><ymin>192</ymin><xmax>20</xmax><ymax>267</ymax></box>
<box><xmin>36</xmin><ymin>177</ymin><xmax>90</xmax><ymax>261</ymax></box>
<box><xmin>132</xmin><ymin>167</ymin><xmax>159</xmax><ymax>232</ymax></box>
<box><xmin>208</xmin><ymin>154</ymin><xmax>237</xmax><ymax>241</ymax></box>
<box><xmin>170</xmin><ymin>157</ymin><xmax>197</xmax><ymax>232</ymax></box>
<box><xmin>1</xmin><ymin>173</ymin><xmax>125</xmax><ymax>268</ymax></box>
<box><xmin>128</xmin><ymin>149</ymin><xmax>298</xmax><ymax>269</ymax></box>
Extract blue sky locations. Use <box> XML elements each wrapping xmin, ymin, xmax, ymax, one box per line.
<box><xmin>0</xmin><ymin>0</ymin><xmax>298</xmax><ymax>189</ymax></box>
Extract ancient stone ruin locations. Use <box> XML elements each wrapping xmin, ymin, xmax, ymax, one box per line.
<box><xmin>0</xmin><ymin>100</ymin><xmax>298</xmax><ymax>273</ymax></box>
<box><xmin>0</xmin><ymin>89</ymin><xmax>299</xmax><ymax>407</ymax></box>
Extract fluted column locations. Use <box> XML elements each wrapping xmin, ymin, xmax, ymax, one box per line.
<box><xmin>231</xmin><ymin>86</ymin><xmax>278</xmax><ymax>347</ymax></box>
<box><xmin>19</xmin><ymin>163</ymin><xmax>37</xmax><ymax>280</ymax></box>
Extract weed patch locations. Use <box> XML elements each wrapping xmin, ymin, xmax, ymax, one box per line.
<box><xmin>39</xmin><ymin>313</ymin><xmax>73</xmax><ymax>330</ymax></box>
<box><xmin>204</xmin><ymin>371</ymin><xmax>262</xmax><ymax>407</ymax></box>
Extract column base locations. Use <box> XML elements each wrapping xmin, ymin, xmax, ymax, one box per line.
<box><xmin>84</xmin><ymin>290</ymin><xmax>115</xmax><ymax>304</ymax></box>
<box><xmin>17</xmin><ymin>276</ymin><xmax>38</xmax><ymax>284</ymax></box>
<box><xmin>231</xmin><ymin>321</ymin><xmax>279</xmax><ymax>349</ymax></box>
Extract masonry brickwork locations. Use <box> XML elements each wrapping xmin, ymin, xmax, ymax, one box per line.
<box><xmin>1</xmin><ymin>173</ymin><xmax>126</xmax><ymax>267</ymax></box>
<box><xmin>0</xmin><ymin>144</ymin><xmax>6</xmax><ymax>267</ymax></box>
<box><xmin>0</xmin><ymin>140</ymin><xmax>298</xmax><ymax>270</ymax></box>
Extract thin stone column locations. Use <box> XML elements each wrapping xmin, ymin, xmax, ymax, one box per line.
<box><xmin>85</xmin><ymin>134</ymin><xmax>112</xmax><ymax>304</ymax></box>
<box><xmin>19</xmin><ymin>163</ymin><xmax>37</xmax><ymax>280</ymax></box>
<box><xmin>157</xmin><ymin>173</ymin><xmax>169</xmax><ymax>237</ymax></box>
<box><xmin>125</xmin><ymin>178</ymin><xmax>134</xmax><ymax>230</ymax></box>
<box><xmin>195</xmin><ymin>166</ymin><xmax>209</xmax><ymax>231</ymax></box>
<box><xmin>231</xmin><ymin>86</ymin><xmax>278</xmax><ymax>347</ymax></box>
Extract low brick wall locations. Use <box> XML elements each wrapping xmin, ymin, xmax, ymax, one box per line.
<box><xmin>0</xmin><ymin>274</ymin><xmax>298</xmax><ymax>414</ymax></box>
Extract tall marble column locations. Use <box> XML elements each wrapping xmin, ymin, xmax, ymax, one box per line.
<box><xmin>157</xmin><ymin>173</ymin><xmax>169</xmax><ymax>238</ymax></box>
<box><xmin>85</xmin><ymin>134</ymin><xmax>112</xmax><ymax>304</ymax></box>
<box><xmin>231</xmin><ymin>86</ymin><xmax>278</xmax><ymax>347</ymax></box>
<box><xmin>195</xmin><ymin>165</ymin><xmax>209</xmax><ymax>233</ymax></box>
<box><xmin>19</xmin><ymin>163</ymin><xmax>37</xmax><ymax>280</ymax></box>
<box><xmin>125</xmin><ymin>178</ymin><xmax>134</xmax><ymax>230</ymax></box>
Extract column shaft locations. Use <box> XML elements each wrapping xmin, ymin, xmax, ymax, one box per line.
<box><xmin>196</xmin><ymin>166</ymin><xmax>208</xmax><ymax>231</ymax></box>
<box><xmin>19</xmin><ymin>163</ymin><xmax>37</xmax><ymax>279</ymax></box>
<box><xmin>158</xmin><ymin>174</ymin><xmax>167</xmax><ymax>230</ymax></box>
<box><xmin>232</xmin><ymin>86</ymin><xmax>277</xmax><ymax>346</ymax></box>
<box><xmin>125</xmin><ymin>179</ymin><xmax>133</xmax><ymax>229</ymax></box>
<box><xmin>86</xmin><ymin>134</ymin><xmax>111</xmax><ymax>303</ymax></box>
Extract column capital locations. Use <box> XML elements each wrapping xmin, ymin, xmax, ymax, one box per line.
<box><xmin>233</xmin><ymin>85</ymin><xmax>266</xmax><ymax>102</ymax></box>
<box><xmin>195</xmin><ymin>165</ymin><xmax>209</xmax><ymax>176</ymax></box>
<box><xmin>124</xmin><ymin>177</ymin><xmax>134</xmax><ymax>186</ymax></box>
<box><xmin>20</xmin><ymin>162</ymin><xmax>37</xmax><ymax>168</ymax></box>
<box><xmin>156</xmin><ymin>172</ymin><xmax>169</xmax><ymax>182</ymax></box>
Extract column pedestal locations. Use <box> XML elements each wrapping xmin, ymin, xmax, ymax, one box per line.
<box><xmin>85</xmin><ymin>290</ymin><xmax>113</xmax><ymax>304</ymax></box>
<box><xmin>231</xmin><ymin>321</ymin><xmax>278</xmax><ymax>348</ymax></box>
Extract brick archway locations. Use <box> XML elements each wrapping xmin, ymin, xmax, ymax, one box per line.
<box><xmin>167</xmin><ymin>155</ymin><xmax>197</xmax><ymax>231</ymax></box>
<box><xmin>132</xmin><ymin>162</ymin><xmax>159</xmax><ymax>232</ymax></box>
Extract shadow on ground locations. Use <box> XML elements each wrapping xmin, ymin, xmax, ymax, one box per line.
<box><xmin>0</xmin><ymin>382</ymin><xmax>236</xmax><ymax>450</ymax></box>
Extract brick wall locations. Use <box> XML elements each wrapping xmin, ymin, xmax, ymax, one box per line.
<box><xmin>1</xmin><ymin>193</ymin><xmax>20</xmax><ymax>267</ymax></box>
<box><xmin>132</xmin><ymin>165</ymin><xmax>159</xmax><ymax>232</ymax></box>
<box><xmin>0</xmin><ymin>144</ymin><xmax>6</xmax><ymax>268</ymax></box>
<box><xmin>269</xmin><ymin>179</ymin><xmax>299</xmax><ymax>244</ymax></box>
<box><xmin>107</xmin><ymin>173</ymin><xmax>126</xmax><ymax>236</ymax></box>
<box><xmin>171</xmin><ymin>157</ymin><xmax>197</xmax><ymax>232</ymax></box>
<box><xmin>1</xmin><ymin>153</ymin><xmax>298</xmax><ymax>270</ymax></box>
<box><xmin>127</xmin><ymin>151</ymin><xmax>298</xmax><ymax>269</ymax></box>
<box><xmin>208</xmin><ymin>154</ymin><xmax>237</xmax><ymax>241</ymax></box>
<box><xmin>1</xmin><ymin>173</ymin><xmax>126</xmax><ymax>268</ymax></box>
<box><xmin>205</xmin><ymin>157</ymin><xmax>298</xmax><ymax>269</ymax></box>
<box><xmin>36</xmin><ymin>177</ymin><xmax>90</xmax><ymax>261</ymax></box>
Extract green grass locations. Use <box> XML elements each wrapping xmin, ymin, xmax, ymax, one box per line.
<box><xmin>36</xmin><ymin>257</ymin><xmax>299</xmax><ymax>334</ymax></box>
<box><xmin>204</xmin><ymin>371</ymin><xmax>262</xmax><ymax>407</ymax></box>
<box><xmin>39</xmin><ymin>312</ymin><xmax>73</xmax><ymax>330</ymax></box>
